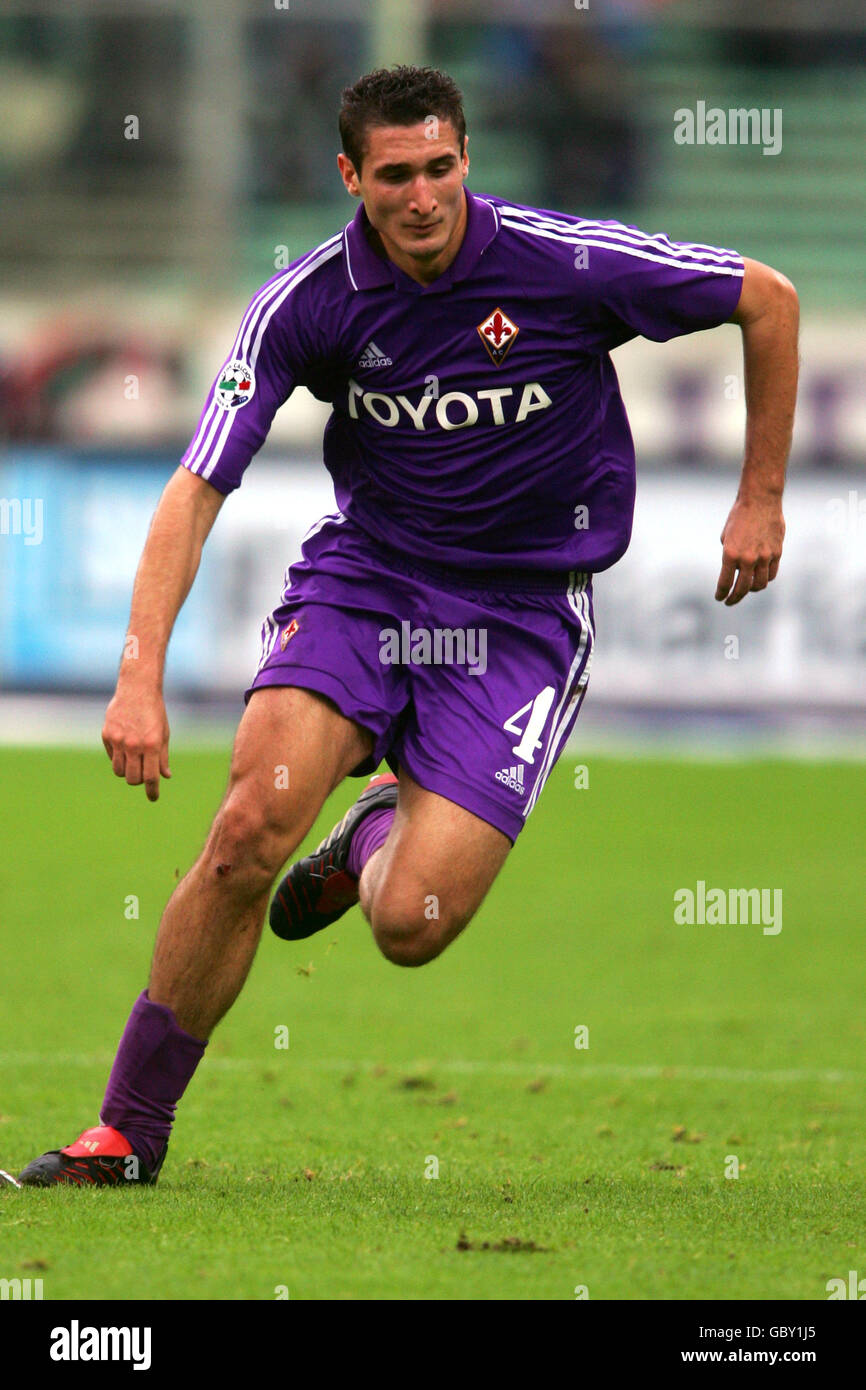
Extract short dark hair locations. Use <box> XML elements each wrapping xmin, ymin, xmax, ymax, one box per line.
<box><xmin>339</xmin><ymin>65</ymin><xmax>466</xmax><ymax>174</ymax></box>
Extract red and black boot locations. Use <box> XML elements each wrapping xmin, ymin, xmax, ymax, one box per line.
<box><xmin>269</xmin><ymin>772</ymin><xmax>398</xmax><ymax>941</ymax></box>
<box><xmin>17</xmin><ymin>1125</ymin><xmax>166</xmax><ymax>1187</ymax></box>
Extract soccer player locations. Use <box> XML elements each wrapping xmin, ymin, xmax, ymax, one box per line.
<box><xmin>18</xmin><ymin>66</ymin><xmax>797</xmax><ymax>1186</ymax></box>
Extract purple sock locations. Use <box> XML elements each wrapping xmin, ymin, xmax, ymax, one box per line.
<box><xmin>346</xmin><ymin>805</ymin><xmax>395</xmax><ymax>879</ymax></box>
<box><xmin>100</xmin><ymin>991</ymin><xmax>207</xmax><ymax>1171</ymax></box>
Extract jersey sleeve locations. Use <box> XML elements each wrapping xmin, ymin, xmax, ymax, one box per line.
<box><xmin>574</xmin><ymin>220</ymin><xmax>745</xmax><ymax>353</ymax></box>
<box><xmin>180</xmin><ymin>267</ymin><xmax>318</xmax><ymax>494</ymax></box>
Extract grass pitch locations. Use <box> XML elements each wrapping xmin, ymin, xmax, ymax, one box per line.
<box><xmin>0</xmin><ymin>745</ymin><xmax>863</xmax><ymax>1301</ymax></box>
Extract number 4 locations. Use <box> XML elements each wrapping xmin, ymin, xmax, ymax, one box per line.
<box><xmin>503</xmin><ymin>686</ymin><xmax>555</xmax><ymax>764</ymax></box>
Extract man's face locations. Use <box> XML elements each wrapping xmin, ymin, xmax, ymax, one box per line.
<box><xmin>338</xmin><ymin>119</ymin><xmax>469</xmax><ymax>283</ymax></box>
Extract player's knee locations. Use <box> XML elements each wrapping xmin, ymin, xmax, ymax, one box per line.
<box><xmin>205</xmin><ymin>793</ymin><xmax>297</xmax><ymax>895</ymax></box>
<box><xmin>370</xmin><ymin>892</ymin><xmax>469</xmax><ymax>968</ymax></box>
<box><xmin>372</xmin><ymin>921</ymin><xmax>441</xmax><ymax>968</ymax></box>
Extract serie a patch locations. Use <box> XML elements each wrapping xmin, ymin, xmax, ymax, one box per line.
<box><xmin>214</xmin><ymin>359</ymin><xmax>256</xmax><ymax>410</ymax></box>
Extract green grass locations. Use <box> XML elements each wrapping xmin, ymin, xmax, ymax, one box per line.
<box><xmin>0</xmin><ymin>747</ymin><xmax>863</xmax><ymax>1300</ymax></box>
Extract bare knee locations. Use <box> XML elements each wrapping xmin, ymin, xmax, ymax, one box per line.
<box><xmin>370</xmin><ymin>890</ymin><xmax>471</xmax><ymax>968</ymax></box>
<box><xmin>374</xmin><ymin>926</ymin><xmax>441</xmax><ymax>968</ymax></box>
<box><xmin>203</xmin><ymin>794</ymin><xmax>298</xmax><ymax>899</ymax></box>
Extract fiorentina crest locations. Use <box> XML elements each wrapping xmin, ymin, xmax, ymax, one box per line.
<box><xmin>477</xmin><ymin>307</ymin><xmax>519</xmax><ymax>366</ymax></box>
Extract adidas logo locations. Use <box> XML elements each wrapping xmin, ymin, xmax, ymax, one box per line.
<box><xmin>495</xmin><ymin>764</ymin><xmax>525</xmax><ymax>795</ymax></box>
<box><xmin>357</xmin><ymin>340</ymin><xmax>393</xmax><ymax>368</ymax></box>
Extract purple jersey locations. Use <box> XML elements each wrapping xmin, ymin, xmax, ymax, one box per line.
<box><xmin>182</xmin><ymin>188</ymin><xmax>743</xmax><ymax>573</ymax></box>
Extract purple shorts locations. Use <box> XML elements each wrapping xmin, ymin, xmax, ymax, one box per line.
<box><xmin>246</xmin><ymin>514</ymin><xmax>594</xmax><ymax>843</ymax></box>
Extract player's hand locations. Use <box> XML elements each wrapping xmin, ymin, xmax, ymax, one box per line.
<box><xmin>715</xmin><ymin>494</ymin><xmax>785</xmax><ymax>606</ymax></box>
<box><xmin>102</xmin><ymin>686</ymin><xmax>172</xmax><ymax>802</ymax></box>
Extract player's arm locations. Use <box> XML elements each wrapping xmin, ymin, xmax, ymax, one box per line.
<box><xmin>716</xmin><ymin>255</ymin><xmax>799</xmax><ymax>605</ymax></box>
<box><xmin>102</xmin><ymin>466</ymin><xmax>225</xmax><ymax>801</ymax></box>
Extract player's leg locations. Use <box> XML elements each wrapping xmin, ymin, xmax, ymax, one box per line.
<box><xmin>269</xmin><ymin>570</ymin><xmax>595</xmax><ymax>965</ymax></box>
<box><xmin>147</xmin><ymin>685</ymin><xmax>373</xmax><ymax>1039</ymax></box>
<box><xmin>358</xmin><ymin>768</ymin><xmax>511</xmax><ymax>966</ymax></box>
<box><xmin>352</xmin><ymin>571</ymin><xmax>595</xmax><ymax>965</ymax></box>
<box><xmin>269</xmin><ymin>764</ymin><xmax>510</xmax><ymax>959</ymax></box>
<box><xmin>17</xmin><ymin>686</ymin><xmax>373</xmax><ymax>1187</ymax></box>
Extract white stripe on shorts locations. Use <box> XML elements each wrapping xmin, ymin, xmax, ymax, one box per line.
<box><xmin>522</xmin><ymin>570</ymin><xmax>594</xmax><ymax>818</ymax></box>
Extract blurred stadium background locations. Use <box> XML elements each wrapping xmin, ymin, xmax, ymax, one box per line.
<box><xmin>1</xmin><ymin>0</ymin><xmax>865</xmax><ymax>750</ymax></box>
